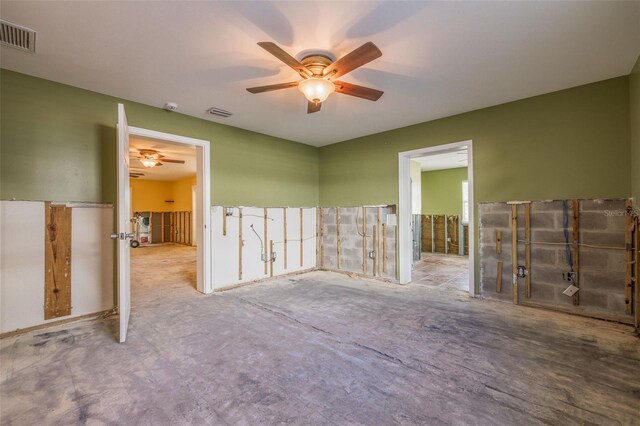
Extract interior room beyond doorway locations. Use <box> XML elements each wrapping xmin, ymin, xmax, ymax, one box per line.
<box><xmin>410</xmin><ymin>148</ymin><xmax>470</xmax><ymax>292</ymax></box>
<box><xmin>129</xmin><ymin>136</ymin><xmax>198</xmax><ymax>292</ymax></box>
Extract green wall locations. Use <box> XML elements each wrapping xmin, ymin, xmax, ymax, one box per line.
<box><xmin>631</xmin><ymin>55</ymin><xmax>640</xmax><ymax>206</ymax></box>
<box><xmin>0</xmin><ymin>69</ymin><xmax>319</xmax><ymax>206</ymax></box>
<box><xmin>319</xmin><ymin>76</ymin><xmax>630</xmax><ymax>206</ymax></box>
<box><xmin>421</xmin><ymin>168</ymin><xmax>468</xmax><ymax>216</ymax></box>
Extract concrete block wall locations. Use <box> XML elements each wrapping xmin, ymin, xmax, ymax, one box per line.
<box><xmin>479</xmin><ymin>199</ymin><xmax>632</xmax><ymax>322</ymax></box>
<box><xmin>319</xmin><ymin>206</ymin><xmax>396</xmax><ymax>280</ymax></box>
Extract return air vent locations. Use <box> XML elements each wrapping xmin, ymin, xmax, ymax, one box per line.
<box><xmin>0</xmin><ymin>20</ymin><xmax>36</xmax><ymax>53</ymax></box>
<box><xmin>207</xmin><ymin>107</ymin><xmax>232</xmax><ymax>118</ymax></box>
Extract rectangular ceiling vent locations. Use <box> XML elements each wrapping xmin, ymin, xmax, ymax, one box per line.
<box><xmin>207</xmin><ymin>107</ymin><xmax>232</xmax><ymax>118</ymax></box>
<box><xmin>0</xmin><ymin>20</ymin><xmax>36</xmax><ymax>53</ymax></box>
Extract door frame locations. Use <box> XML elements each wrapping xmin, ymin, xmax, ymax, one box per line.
<box><xmin>128</xmin><ymin>126</ymin><xmax>212</xmax><ymax>294</ymax></box>
<box><xmin>398</xmin><ymin>140</ymin><xmax>475</xmax><ymax>296</ymax></box>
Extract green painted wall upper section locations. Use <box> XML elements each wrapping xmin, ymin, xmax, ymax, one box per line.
<box><xmin>631</xmin><ymin>55</ymin><xmax>640</xmax><ymax>206</ymax></box>
<box><xmin>0</xmin><ymin>69</ymin><xmax>319</xmax><ymax>206</ymax></box>
<box><xmin>319</xmin><ymin>76</ymin><xmax>630</xmax><ymax>206</ymax></box>
<box><xmin>421</xmin><ymin>168</ymin><xmax>468</xmax><ymax>216</ymax></box>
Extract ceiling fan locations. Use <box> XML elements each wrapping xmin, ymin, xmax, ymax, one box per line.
<box><xmin>131</xmin><ymin>149</ymin><xmax>186</xmax><ymax>168</ymax></box>
<box><xmin>247</xmin><ymin>41</ymin><xmax>384</xmax><ymax>113</ymax></box>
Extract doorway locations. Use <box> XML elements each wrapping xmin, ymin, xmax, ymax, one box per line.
<box><xmin>115</xmin><ymin>104</ymin><xmax>211</xmax><ymax>342</ymax></box>
<box><xmin>398</xmin><ymin>141</ymin><xmax>475</xmax><ymax>295</ymax></box>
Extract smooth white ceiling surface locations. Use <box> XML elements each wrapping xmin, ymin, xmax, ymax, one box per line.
<box><xmin>129</xmin><ymin>137</ymin><xmax>196</xmax><ymax>181</ymax></box>
<box><xmin>416</xmin><ymin>149</ymin><xmax>468</xmax><ymax>172</ymax></box>
<box><xmin>2</xmin><ymin>1</ymin><xmax>639</xmax><ymax>147</ymax></box>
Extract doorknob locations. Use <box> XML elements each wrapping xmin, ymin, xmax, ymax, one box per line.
<box><xmin>110</xmin><ymin>232</ymin><xmax>136</xmax><ymax>240</ymax></box>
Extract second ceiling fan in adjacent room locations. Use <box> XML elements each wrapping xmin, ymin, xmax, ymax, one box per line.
<box><xmin>247</xmin><ymin>41</ymin><xmax>384</xmax><ymax>113</ymax></box>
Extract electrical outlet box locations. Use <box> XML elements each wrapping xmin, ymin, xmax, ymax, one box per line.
<box><xmin>517</xmin><ymin>265</ymin><xmax>528</xmax><ymax>278</ymax></box>
<box><xmin>225</xmin><ymin>207</ymin><xmax>234</xmax><ymax>217</ymax></box>
<box><xmin>368</xmin><ymin>250</ymin><xmax>376</xmax><ymax>259</ymax></box>
<box><xmin>563</xmin><ymin>272</ymin><xmax>578</xmax><ymax>282</ymax></box>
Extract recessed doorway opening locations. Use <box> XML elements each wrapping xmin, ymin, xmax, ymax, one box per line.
<box><xmin>398</xmin><ymin>141</ymin><xmax>474</xmax><ymax>295</ymax></box>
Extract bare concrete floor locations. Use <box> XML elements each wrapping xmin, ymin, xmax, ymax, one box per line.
<box><xmin>1</xmin><ymin>245</ymin><xmax>639</xmax><ymax>425</ymax></box>
<box><xmin>413</xmin><ymin>252</ymin><xmax>469</xmax><ymax>291</ymax></box>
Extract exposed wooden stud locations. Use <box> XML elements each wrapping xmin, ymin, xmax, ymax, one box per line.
<box><xmin>496</xmin><ymin>260</ymin><xmax>503</xmax><ymax>293</ymax></box>
<box><xmin>222</xmin><ymin>207</ymin><xmax>227</xmax><ymax>236</ymax></box>
<box><xmin>625</xmin><ymin>199</ymin><xmax>633</xmax><ymax>314</ymax></box>
<box><xmin>373</xmin><ymin>225</ymin><xmax>378</xmax><ymax>276</ymax></box>
<box><xmin>634</xmin><ymin>216</ymin><xmax>639</xmax><ymax>330</ymax></box>
<box><xmin>336</xmin><ymin>207</ymin><xmax>341</xmax><ymax>270</ymax></box>
<box><xmin>444</xmin><ymin>214</ymin><xmax>449</xmax><ymax>254</ymax></box>
<box><xmin>44</xmin><ymin>202</ymin><xmax>72</xmax><ymax>320</ymax></box>
<box><xmin>239</xmin><ymin>208</ymin><xmax>243</xmax><ymax>281</ymax></box>
<box><xmin>161</xmin><ymin>212</ymin><xmax>165</xmax><ymax>243</ymax></box>
<box><xmin>283</xmin><ymin>208</ymin><xmax>288</xmax><ymax>270</ymax></box>
<box><xmin>431</xmin><ymin>215</ymin><xmax>435</xmax><ymax>252</ymax></box>
<box><xmin>496</xmin><ymin>230</ymin><xmax>502</xmax><ymax>254</ymax></box>
<box><xmin>511</xmin><ymin>204</ymin><xmax>518</xmax><ymax>304</ymax></box>
<box><xmin>269</xmin><ymin>240</ymin><xmax>274</xmax><ymax>277</ymax></box>
<box><xmin>362</xmin><ymin>207</ymin><xmax>367</xmax><ymax>274</ymax></box>
<box><xmin>320</xmin><ymin>208</ymin><xmax>324</xmax><ymax>268</ymax></box>
<box><xmin>300</xmin><ymin>208</ymin><xmax>304</xmax><ymax>267</ymax></box>
<box><xmin>525</xmin><ymin>203</ymin><xmax>531</xmax><ymax>299</ymax></box>
<box><xmin>382</xmin><ymin>222</ymin><xmax>388</xmax><ymax>274</ymax></box>
<box><xmin>571</xmin><ymin>200</ymin><xmax>580</xmax><ymax>305</ymax></box>
<box><xmin>377</xmin><ymin>208</ymin><xmax>382</xmax><ymax>276</ymax></box>
<box><xmin>264</xmin><ymin>208</ymin><xmax>268</xmax><ymax>275</ymax></box>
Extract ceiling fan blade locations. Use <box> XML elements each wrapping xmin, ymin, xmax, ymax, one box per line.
<box><xmin>257</xmin><ymin>42</ymin><xmax>312</xmax><ymax>79</ymax></box>
<box><xmin>247</xmin><ymin>81</ymin><xmax>299</xmax><ymax>94</ymax></box>
<box><xmin>323</xmin><ymin>42</ymin><xmax>382</xmax><ymax>80</ymax></box>
<box><xmin>334</xmin><ymin>81</ymin><xmax>384</xmax><ymax>101</ymax></box>
<box><xmin>160</xmin><ymin>159</ymin><xmax>186</xmax><ymax>164</ymax></box>
<box><xmin>307</xmin><ymin>101</ymin><xmax>321</xmax><ymax>114</ymax></box>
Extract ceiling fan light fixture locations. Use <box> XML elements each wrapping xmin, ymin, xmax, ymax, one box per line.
<box><xmin>298</xmin><ymin>77</ymin><xmax>335</xmax><ymax>104</ymax></box>
<box><xmin>140</xmin><ymin>159</ymin><xmax>158</xmax><ymax>168</ymax></box>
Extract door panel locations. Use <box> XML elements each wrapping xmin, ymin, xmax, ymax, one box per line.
<box><xmin>117</xmin><ymin>104</ymin><xmax>131</xmax><ymax>343</ymax></box>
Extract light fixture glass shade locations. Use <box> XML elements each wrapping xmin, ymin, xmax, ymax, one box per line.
<box><xmin>298</xmin><ymin>78</ymin><xmax>335</xmax><ymax>104</ymax></box>
<box><xmin>141</xmin><ymin>159</ymin><xmax>158</xmax><ymax>168</ymax></box>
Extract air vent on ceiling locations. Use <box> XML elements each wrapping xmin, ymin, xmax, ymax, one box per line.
<box><xmin>0</xmin><ymin>20</ymin><xmax>36</xmax><ymax>53</ymax></box>
<box><xmin>207</xmin><ymin>107</ymin><xmax>232</xmax><ymax>118</ymax></box>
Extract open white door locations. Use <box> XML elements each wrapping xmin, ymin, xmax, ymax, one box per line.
<box><xmin>113</xmin><ymin>103</ymin><xmax>132</xmax><ymax>342</ymax></box>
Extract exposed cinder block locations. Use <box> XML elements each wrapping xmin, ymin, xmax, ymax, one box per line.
<box><xmin>577</xmin><ymin>290</ymin><xmax>609</xmax><ymax>310</ymax></box>
<box><xmin>529</xmin><ymin>282</ymin><xmax>556</xmax><ymax>302</ymax></box>
<box><xmin>532</xmin><ymin>229</ymin><xmax>566</xmax><ymax>244</ymax></box>
<box><xmin>579</xmin><ymin>249</ymin><xmax>608</xmax><ymax>270</ymax></box>
<box><xmin>530</xmin><ymin>212</ymin><xmax>556</xmax><ymax>230</ymax></box>
<box><xmin>580</xmin><ymin>270</ymin><xmax>625</xmax><ymax>291</ymax></box>
<box><xmin>579</xmin><ymin>212</ymin><xmax>609</xmax><ymax>230</ymax></box>
<box><xmin>581</xmin><ymin>199</ymin><xmax>625</xmax><ymax>212</ymax></box>
<box><xmin>480</xmin><ymin>213</ymin><xmax>510</xmax><ymax>228</ymax></box>
<box><xmin>531</xmin><ymin>247</ymin><xmax>558</xmax><ymax>265</ymax></box>
<box><xmin>531</xmin><ymin>200</ymin><xmax>564</xmax><ymax>212</ymax></box>
<box><xmin>580</xmin><ymin>231</ymin><xmax>625</xmax><ymax>247</ymax></box>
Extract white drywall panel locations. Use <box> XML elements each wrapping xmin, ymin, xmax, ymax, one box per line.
<box><xmin>71</xmin><ymin>206</ymin><xmax>114</xmax><ymax>317</ymax></box>
<box><xmin>267</xmin><ymin>208</ymin><xmax>285</xmax><ymax>276</ymax></box>
<box><xmin>303</xmin><ymin>208</ymin><xmax>317</xmax><ymax>270</ymax></box>
<box><xmin>1</xmin><ymin>201</ymin><xmax>45</xmax><ymax>333</ymax></box>
<box><xmin>211</xmin><ymin>206</ymin><xmax>240</xmax><ymax>289</ymax></box>
<box><xmin>241</xmin><ymin>207</ymin><xmax>269</xmax><ymax>283</ymax></box>
<box><xmin>285</xmin><ymin>208</ymin><xmax>302</xmax><ymax>271</ymax></box>
<box><xmin>1</xmin><ymin>202</ymin><xmax>114</xmax><ymax>334</ymax></box>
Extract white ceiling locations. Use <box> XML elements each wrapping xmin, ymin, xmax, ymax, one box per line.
<box><xmin>129</xmin><ymin>136</ymin><xmax>196</xmax><ymax>181</ymax></box>
<box><xmin>1</xmin><ymin>1</ymin><xmax>639</xmax><ymax>147</ymax></box>
<box><xmin>415</xmin><ymin>149</ymin><xmax>468</xmax><ymax>172</ymax></box>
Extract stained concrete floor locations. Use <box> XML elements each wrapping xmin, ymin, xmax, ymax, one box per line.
<box><xmin>413</xmin><ymin>252</ymin><xmax>469</xmax><ymax>291</ymax></box>
<box><xmin>1</xmin><ymin>244</ymin><xmax>640</xmax><ymax>425</ymax></box>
